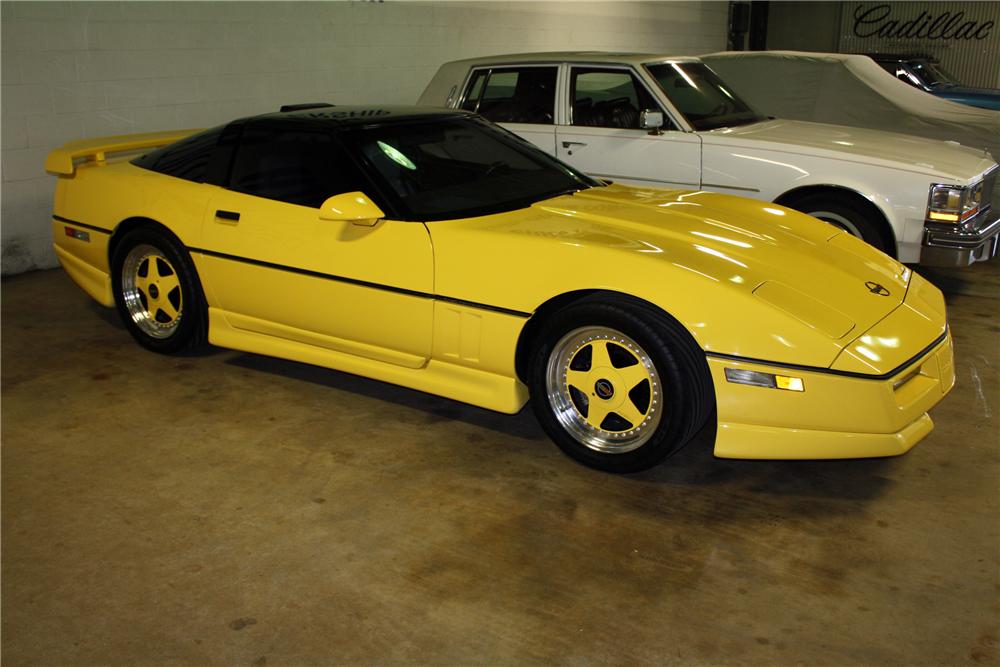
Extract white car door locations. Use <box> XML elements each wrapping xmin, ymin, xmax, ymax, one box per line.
<box><xmin>554</xmin><ymin>66</ymin><xmax>702</xmax><ymax>190</ymax></box>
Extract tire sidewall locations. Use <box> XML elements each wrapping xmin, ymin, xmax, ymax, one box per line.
<box><xmin>111</xmin><ymin>227</ymin><xmax>204</xmax><ymax>354</ymax></box>
<box><xmin>796</xmin><ymin>195</ymin><xmax>891</xmax><ymax>254</ymax></box>
<box><xmin>528</xmin><ymin>299</ymin><xmax>699</xmax><ymax>473</ymax></box>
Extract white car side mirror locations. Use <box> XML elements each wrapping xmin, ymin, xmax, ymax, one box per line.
<box><xmin>640</xmin><ymin>109</ymin><xmax>664</xmax><ymax>135</ymax></box>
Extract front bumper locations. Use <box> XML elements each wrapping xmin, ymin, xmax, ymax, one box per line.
<box><xmin>920</xmin><ymin>208</ymin><xmax>1000</xmax><ymax>267</ymax></box>
<box><xmin>709</xmin><ymin>331</ymin><xmax>955</xmax><ymax>459</ymax></box>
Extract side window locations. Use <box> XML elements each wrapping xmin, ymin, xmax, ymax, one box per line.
<box><xmin>228</xmin><ymin>126</ymin><xmax>365</xmax><ymax>208</ymax></box>
<box><xmin>570</xmin><ymin>68</ymin><xmax>666</xmax><ymax>130</ymax></box>
<box><xmin>460</xmin><ymin>70</ymin><xmax>488</xmax><ymax>111</ymax></box>
<box><xmin>132</xmin><ymin>126</ymin><xmax>223</xmax><ymax>182</ymax></box>
<box><xmin>461</xmin><ymin>67</ymin><xmax>557</xmax><ymax>124</ymax></box>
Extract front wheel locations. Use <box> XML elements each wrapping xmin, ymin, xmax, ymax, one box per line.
<box><xmin>790</xmin><ymin>194</ymin><xmax>892</xmax><ymax>255</ymax></box>
<box><xmin>111</xmin><ymin>227</ymin><xmax>206</xmax><ymax>354</ymax></box>
<box><xmin>527</xmin><ymin>296</ymin><xmax>714</xmax><ymax>473</ymax></box>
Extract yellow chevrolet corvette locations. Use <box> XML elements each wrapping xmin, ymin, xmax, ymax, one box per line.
<box><xmin>47</xmin><ymin>105</ymin><xmax>955</xmax><ymax>472</ymax></box>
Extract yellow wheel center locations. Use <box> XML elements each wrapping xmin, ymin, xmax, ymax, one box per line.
<box><xmin>564</xmin><ymin>339</ymin><xmax>655</xmax><ymax>433</ymax></box>
<box><xmin>133</xmin><ymin>255</ymin><xmax>181</xmax><ymax>325</ymax></box>
<box><xmin>547</xmin><ymin>327</ymin><xmax>664</xmax><ymax>453</ymax></box>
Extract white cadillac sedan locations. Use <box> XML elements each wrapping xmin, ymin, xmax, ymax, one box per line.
<box><xmin>418</xmin><ymin>52</ymin><xmax>999</xmax><ymax>267</ymax></box>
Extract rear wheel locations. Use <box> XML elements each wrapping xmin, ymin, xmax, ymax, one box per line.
<box><xmin>112</xmin><ymin>227</ymin><xmax>206</xmax><ymax>353</ymax></box>
<box><xmin>528</xmin><ymin>296</ymin><xmax>713</xmax><ymax>473</ymax></box>
<box><xmin>789</xmin><ymin>193</ymin><xmax>892</xmax><ymax>255</ymax></box>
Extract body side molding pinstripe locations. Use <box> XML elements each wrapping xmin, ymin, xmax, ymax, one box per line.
<box><xmin>56</xmin><ymin>215</ymin><xmax>944</xmax><ymax>380</ymax></box>
<box><xmin>53</xmin><ymin>214</ymin><xmax>112</xmax><ymax>234</ymax></box>
<box><xmin>189</xmin><ymin>246</ymin><xmax>532</xmax><ymax>318</ymax></box>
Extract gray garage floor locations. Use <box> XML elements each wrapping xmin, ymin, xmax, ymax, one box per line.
<box><xmin>3</xmin><ymin>263</ymin><xmax>999</xmax><ymax>666</ymax></box>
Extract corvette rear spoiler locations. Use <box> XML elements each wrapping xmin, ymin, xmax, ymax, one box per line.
<box><xmin>45</xmin><ymin>128</ymin><xmax>202</xmax><ymax>175</ymax></box>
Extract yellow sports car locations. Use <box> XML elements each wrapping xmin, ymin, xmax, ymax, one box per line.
<box><xmin>47</xmin><ymin>105</ymin><xmax>955</xmax><ymax>472</ymax></box>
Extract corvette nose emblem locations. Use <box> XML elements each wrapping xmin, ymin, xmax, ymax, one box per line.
<box><xmin>865</xmin><ymin>281</ymin><xmax>890</xmax><ymax>296</ymax></box>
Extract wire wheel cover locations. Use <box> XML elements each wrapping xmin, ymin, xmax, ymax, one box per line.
<box><xmin>546</xmin><ymin>327</ymin><xmax>663</xmax><ymax>453</ymax></box>
<box><xmin>121</xmin><ymin>244</ymin><xmax>183</xmax><ymax>339</ymax></box>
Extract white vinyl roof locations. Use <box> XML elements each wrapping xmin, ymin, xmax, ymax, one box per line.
<box><xmin>441</xmin><ymin>51</ymin><xmax>702</xmax><ymax>67</ymax></box>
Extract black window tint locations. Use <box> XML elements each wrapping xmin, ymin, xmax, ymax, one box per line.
<box><xmin>229</xmin><ymin>125</ymin><xmax>365</xmax><ymax>208</ymax></box>
<box><xmin>570</xmin><ymin>68</ymin><xmax>663</xmax><ymax>130</ymax></box>
<box><xmin>467</xmin><ymin>67</ymin><xmax>557</xmax><ymax>124</ymax></box>
<box><xmin>132</xmin><ymin>126</ymin><xmax>223</xmax><ymax>182</ymax></box>
<box><xmin>341</xmin><ymin>116</ymin><xmax>597</xmax><ymax>221</ymax></box>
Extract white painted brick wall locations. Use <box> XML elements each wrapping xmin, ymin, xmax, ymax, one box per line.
<box><xmin>0</xmin><ymin>0</ymin><xmax>727</xmax><ymax>275</ymax></box>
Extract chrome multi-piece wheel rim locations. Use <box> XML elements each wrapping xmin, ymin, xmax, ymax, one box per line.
<box><xmin>120</xmin><ymin>244</ymin><xmax>183</xmax><ymax>339</ymax></box>
<box><xmin>546</xmin><ymin>326</ymin><xmax>663</xmax><ymax>453</ymax></box>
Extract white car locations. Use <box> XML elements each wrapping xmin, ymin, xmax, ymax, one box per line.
<box><xmin>418</xmin><ymin>52</ymin><xmax>999</xmax><ymax>266</ymax></box>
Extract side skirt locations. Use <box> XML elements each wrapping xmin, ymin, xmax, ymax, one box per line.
<box><xmin>208</xmin><ymin>307</ymin><xmax>530</xmax><ymax>414</ymax></box>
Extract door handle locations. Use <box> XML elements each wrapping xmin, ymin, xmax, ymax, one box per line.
<box><xmin>215</xmin><ymin>210</ymin><xmax>240</xmax><ymax>222</ymax></box>
<box><xmin>561</xmin><ymin>141</ymin><xmax>587</xmax><ymax>148</ymax></box>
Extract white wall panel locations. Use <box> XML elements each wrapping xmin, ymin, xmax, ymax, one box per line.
<box><xmin>0</xmin><ymin>0</ymin><xmax>727</xmax><ymax>275</ymax></box>
<box><xmin>838</xmin><ymin>2</ymin><xmax>1000</xmax><ymax>89</ymax></box>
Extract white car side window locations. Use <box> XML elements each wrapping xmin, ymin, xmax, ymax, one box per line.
<box><xmin>570</xmin><ymin>67</ymin><xmax>669</xmax><ymax>130</ymax></box>
<box><xmin>460</xmin><ymin>67</ymin><xmax>558</xmax><ymax>125</ymax></box>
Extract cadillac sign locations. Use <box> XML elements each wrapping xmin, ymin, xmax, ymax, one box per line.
<box><xmin>853</xmin><ymin>3</ymin><xmax>995</xmax><ymax>41</ymax></box>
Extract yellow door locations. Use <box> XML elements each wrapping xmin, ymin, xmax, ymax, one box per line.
<box><xmin>197</xmin><ymin>187</ymin><xmax>433</xmax><ymax>369</ymax></box>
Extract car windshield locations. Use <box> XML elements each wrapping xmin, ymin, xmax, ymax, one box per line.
<box><xmin>340</xmin><ymin>116</ymin><xmax>599</xmax><ymax>221</ymax></box>
<box><xmin>913</xmin><ymin>61</ymin><xmax>958</xmax><ymax>87</ymax></box>
<box><xmin>644</xmin><ymin>62</ymin><xmax>767</xmax><ymax>131</ymax></box>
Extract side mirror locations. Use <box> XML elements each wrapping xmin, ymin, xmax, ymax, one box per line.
<box><xmin>640</xmin><ymin>109</ymin><xmax>664</xmax><ymax>135</ymax></box>
<box><xmin>319</xmin><ymin>192</ymin><xmax>385</xmax><ymax>227</ymax></box>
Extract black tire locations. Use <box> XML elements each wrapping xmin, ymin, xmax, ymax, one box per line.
<box><xmin>789</xmin><ymin>193</ymin><xmax>893</xmax><ymax>255</ymax></box>
<box><xmin>111</xmin><ymin>226</ymin><xmax>206</xmax><ymax>354</ymax></box>
<box><xmin>527</xmin><ymin>295</ymin><xmax>714</xmax><ymax>473</ymax></box>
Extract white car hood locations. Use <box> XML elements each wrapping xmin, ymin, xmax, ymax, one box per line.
<box><xmin>703</xmin><ymin>119</ymin><xmax>995</xmax><ymax>183</ymax></box>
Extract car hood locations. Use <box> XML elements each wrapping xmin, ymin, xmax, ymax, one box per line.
<box><xmin>430</xmin><ymin>183</ymin><xmax>919</xmax><ymax>369</ymax></box>
<box><xmin>702</xmin><ymin>118</ymin><xmax>995</xmax><ymax>182</ymax></box>
<box><xmin>546</xmin><ymin>185</ymin><xmax>909</xmax><ymax>334</ymax></box>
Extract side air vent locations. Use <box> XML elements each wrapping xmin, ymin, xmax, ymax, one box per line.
<box><xmin>279</xmin><ymin>103</ymin><xmax>335</xmax><ymax>112</ymax></box>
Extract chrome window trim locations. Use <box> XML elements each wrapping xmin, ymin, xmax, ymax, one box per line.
<box><xmin>564</xmin><ymin>63</ymin><xmax>684</xmax><ymax>131</ymax></box>
<box><xmin>458</xmin><ymin>60</ymin><xmax>691</xmax><ymax>132</ymax></box>
<box><xmin>456</xmin><ymin>66</ymin><xmax>490</xmax><ymax>113</ymax></box>
<box><xmin>639</xmin><ymin>59</ymin><xmax>756</xmax><ymax>134</ymax></box>
<box><xmin>456</xmin><ymin>63</ymin><xmax>561</xmax><ymax>123</ymax></box>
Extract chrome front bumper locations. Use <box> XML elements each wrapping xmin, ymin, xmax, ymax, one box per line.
<box><xmin>921</xmin><ymin>209</ymin><xmax>1000</xmax><ymax>267</ymax></box>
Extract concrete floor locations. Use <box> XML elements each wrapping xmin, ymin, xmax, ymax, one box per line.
<box><xmin>2</xmin><ymin>263</ymin><xmax>998</xmax><ymax>666</ymax></box>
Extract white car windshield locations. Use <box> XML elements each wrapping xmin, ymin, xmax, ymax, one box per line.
<box><xmin>645</xmin><ymin>62</ymin><xmax>767</xmax><ymax>131</ymax></box>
